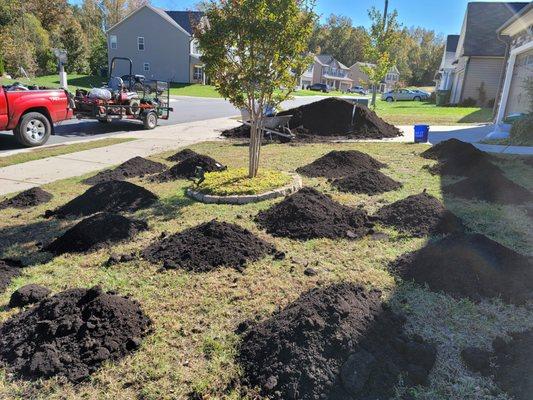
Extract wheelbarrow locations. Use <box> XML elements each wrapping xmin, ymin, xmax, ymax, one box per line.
<box><xmin>239</xmin><ymin>111</ymin><xmax>295</xmax><ymax>141</ymax></box>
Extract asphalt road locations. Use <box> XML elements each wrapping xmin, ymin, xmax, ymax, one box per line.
<box><xmin>0</xmin><ymin>95</ymin><xmax>328</xmax><ymax>153</ymax></box>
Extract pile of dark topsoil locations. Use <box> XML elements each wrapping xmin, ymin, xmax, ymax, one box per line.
<box><xmin>461</xmin><ymin>329</ymin><xmax>532</xmax><ymax>400</ymax></box>
<box><xmin>374</xmin><ymin>192</ymin><xmax>463</xmax><ymax>237</ymax></box>
<box><xmin>83</xmin><ymin>157</ymin><xmax>166</xmax><ymax>185</ymax></box>
<box><xmin>45</xmin><ymin>180</ymin><xmax>158</xmax><ymax>218</ymax></box>
<box><xmin>0</xmin><ymin>259</ymin><xmax>23</xmax><ymax>293</ymax></box>
<box><xmin>297</xmin><ymin>150</ymin><xmax>386</xmax><ymax>179</ymax></box>
<box><xmin>153</xmin><ymin>154</ymin><xmax>225</xmax><ymax>181</ymax></box>
<box><xmin>222</xmin><ymin>98</ymin><xmax>401</xmax><ymax>140</ymax></box>
<box><xmin>143</xmin><ymin>220</ymin><xmax>276</xmax><ymax>272</ymax></box>
<box><xmin>332</xmin><ymin>169</ymin><xmax>402</xmax><ymax>195</ymax></box>
<box><xmin>166</xmin><ymin>148</ymin><xmax>198</xmax><ymax>162</ymax></box>
<box><xmin>238</xmin><ymin>283</ymin><xmax>436</xmax><ymax>400</ymax></box>
<box><xmin>0</xmin><ymin>187</ymin><xmax>52</xmax><ymax>210</ymax></box>
<box><xmin>9</xmin><ymin>284</ymin><xmax>51</xmax><ymax>308</ymax></box>
<box><xmin>0</xmin><ymin>286</ymin><xmax>151</xmax><ymax>382</ymax></box>
<box><xmin>44</xmin><ymin>213</ymin><xmax>148</xmax><ymax>255</ymax></box>
<box><xmin>390</xmin><ymin>233</ymin><xmax>533</xmax><ymax>304</ymax></box>
<box><xmin>256</xmin><ymin>187</ymin><xmax>373</xmax><ymax>240</ymax></box>
<box><xmin>421</xmin><ymin>138</ymin><xmax>489</xmax><ymax>161</ymax></box>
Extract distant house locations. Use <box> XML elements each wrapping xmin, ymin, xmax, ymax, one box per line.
<box><xmin>106</xmin><ymin>5</ymin><xmax>205</xmax><ymax>83</ymax></box>
<box><xmin>348</xmin><ymin>62</ymin><xmax>399</xmax><ymax>92</ymax></box>
<box><xmin>299</xmin><ymin>54</ymin><xmax>353</xmax><ymax>91</ymax></box>
<box><xmin>435</xmin><ymin>35</ymin><xmax>460</xmax><ymax>91</ymax></box>
<box><xmin>381</xmin><ymin>65</ymin><xmax>400</xmax><ymax>92</ymax></box>
<box><xmin>449</xmin><ymin>2</ymin><xmax>528</xmax><ymax>106</ymax></box>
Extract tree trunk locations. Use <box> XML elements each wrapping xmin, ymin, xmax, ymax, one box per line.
<box><xmin>371</xmin><ymin>84</ymin><xmax>378</xmax><ymax>108</ymax></box>
<box><xmin>248</xmin><ymin>120</ymin><xmax>261</xmax><ymax>178</ymax></box>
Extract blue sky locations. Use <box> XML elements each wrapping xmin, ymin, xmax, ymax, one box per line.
<box><xmin>68</xmin><ymin>0</ymin><xmax>520</xmax><ymax>36</ymax></box>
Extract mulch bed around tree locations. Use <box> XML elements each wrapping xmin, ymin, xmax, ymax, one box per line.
<box><xmin>44</xmin><ymin>213</ymin><xmax>148</xmax><ymax>255</ymax></box>
<box><xmin>45</xmin><ymin>180</ymin><xmax>158</xmax><ymax>219</ymax></box>
<box><xmin>374</xmin><ymin>192</ymin><xmax>463</xmax><ymax>237</ymax></box>
<box><xmin>256</xmin><ymin>187</ymin><xmax>373</xmax><ymax>240</ymax></box>
<box><xmin>461</xmin><ymin>329</ymin><xmax>532</xmax><ymax>400</ymax></box>
<box><xmin>332</xmin><ymin>169</ymin><xmax>402</xmax><ymax>195</ymax></box>
<box><xmin>390</xmin><ymin>233</ymin><xmax>533</xmax><ymax>304</ymax></box>
<box><xmin>9</xmin><ymin>284</ymin><xmax>51</xmax><ymax>308</ymax></box>
<box><xmin>238</xmin><ymin>283</ymin><xmax>436</xmax><ymax>400</ymax></box>
<box><xmin>166</xmin><ymin>148</ymin><xmax>198</xmax><ymax>162</ymax></box>
<box><xmin>0</xmin><ymin>259</ymin><xmax>23</xmax><ymax>293</ymax></box>
<box><xmin>0</xmin><ymin>187</ymin><xmax>52</xmax><ymax>210</ymax></box>
<box><xmin>82</xmin><ymin>157</ymin><xmax>167</xmax><ymax>185</ymax></box>
<box><xmin>152</xmin><ymin>154</ymin><xmax>226</xmax><ymax>182</ymax></box>
<box><xmin>143</xmin><ymin>220</ymin><xmax>277</xmax><ymax>272</ymax></box>
<box><xmin>0</xmin><ymin>286</ymin><xmax>151</xmax><ymax>382</ymax></box>
<box><xmin>296</xmin><ymin>150</ymin><xmax>386</xmax><ymax>179</ymax></box>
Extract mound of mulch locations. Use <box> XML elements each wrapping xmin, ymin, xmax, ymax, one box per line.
<box><xmin>153</xmin><ymin>154</ymin><xmax>225</xmax><ymax>181</ymax></box>
<box><xmin>44</xmin><ymin>213</ymin><xmax>148</xmax><ymax>255</ymax></box>
<box><xmin>421</xmin><ymin>139</ymin><xmax>489</xmax><ymax>161</ymax></box>
<box><xmin>45</xmin><ymin>180</ymin><xmax>158</xmax><ymax>219</ymax></box>
<box><xmin>297</xmin><ymin>150</ymin><xmax>386</xmax><ymax>179</ymax></box>
<box><xmin>256</xmin><ymin>187</ymin><xmax>373</xmax><ymax>240</ymax></box>
<box><xmin>425</xmin><ymin>156</ymin><xmax>503</xmax><ymax>177</ymax></box>
<box><xmin>143</xmin><ymin>220</ymin><xmax>276</xmax><ymax>271</ymax></box>
<box><xmin>238</xmin><ymin>283</ymin><xmax>436</xmax><ymax>400</ymax></box>
<box><xmin>374</xmin><ymin>192</ymin><xmax>463</xmax><ymax>237</ymax></box>
<box><xmin>0</xmin><ymin>286</ymin><xmax>151</xmax><ymax>382</ymax></box>
<box><xmin>461</xmin><ymin>329</ymin><xmax>532</xmax><ymax>400</ymax></box>
<box><xmin>332</xmin><ymin>169</ymin><xmax>402</xmax><ymax>195</ymax></box>
<box><xmin>0</xmin><ymin>187</ymin><xmax>52</xmax><ymax>210</ymax></box>
<box><xmin>444</xmin><ymin>172</ymin><xmax>532</xmax><ymax>205</ymax></box>
<box><xmin>166</xmin><ymin>148</ymin><xmax>198</xmax><ymax>162</ymax></box>
<box><xmin>0</xmin><ymin>259</ymin><xmax>22</xmax><ymax>293</ymax></box>
<box><xmin>390</xmin><ymin>233</ymin><xmax>533</xmax><ymax>304</ymax></box>
<box><xmin>82</xmin><ymin>157</ymin><xmax>167</xmax><ymax>185</ymax></box>
<box><xmin>9</xmin><ymin>284</ymin><xmax>51</xmax><ymax>308</ymax></box>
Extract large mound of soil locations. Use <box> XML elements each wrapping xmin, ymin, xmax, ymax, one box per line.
<box><xmin>238</xmin><ymin>283</ymin><xmax>436</xmax><ymax>400</ymax></box>
<box><xmin>166</xmin><ymin>148</ymin><xmax>198</xmax><ymax>162</ymax></box>
<box><xmin>143</xmin><ymin>220</ymin><xmax>276</xmax><ymax>271</ymax></box>
<box><xmin>0</xmin><ymin>187</ymin><xmax>52</xmax><ymax>210</ymax></box>
<box><xmin>0</xmin><ymin>286</ymin><xmax>151</xmax><ymax>382</ymax></box>
<box><xmin>9</xmin><ymin>284</ymin><xmax>51</xmax><ymax>308</ymax></box>
<box><xmin>45</xmin><ymin>180</ymin><xmax>158</xmax><ymax>219</ymax></box>
<box><xmin>390</xmin><ymin>233</ymin><xmax>533</xmax><ymax>304</ymax></box>
<box><xmin>444</xmin><ymin>172</ymin><xmax>532</xmax><ymax>205</ymax></box>
<box><xmin>0</xmin><ymin>260</ymin><xmax>22</xmax><ymax>293</ymax></box>
<box><xmin>297</xmin><ymin>150</ymin><xmax>386</xmax><ymax>179</ymax></box>
<box><xmin>425</xmin><ymin>157</ymin><xmax>503</xmax><ymax>177</ymax></box>
<box><xmin>332</xmin><ymin>170</ymin><xmax>402</xmax><ymax>195</ymax></box>
<box><xmin>374</xmin><ymin>192</ymin><xmax>463</xmax><ymax>237</ymax></box>
<box><xmin>83</xmin><ymin>157</ymin><xmax>166</xmax><ymax>185</ymax></box>
<box><xmin>153</xmin><ymin>154</ymin><xmax>225</xmax><ymax>181</ymax></box>
<box><xmin>461</xmin><ymin>329</ymin><xmax>532</xmax><ymax>400</ymax></box>
<box><xmin>421</xmin><ymin>139</ymin><xmax>489</xmax><ymax>161</ymax></box>
<box><xmin>256</xmin><ymin>187</ymin><xmax>373</xmax><ymax>240</ymax></box>
<box><xmin>44</xmin><ymin>213</ymin><xmax>148</xmax><ymax>255</ymax></box>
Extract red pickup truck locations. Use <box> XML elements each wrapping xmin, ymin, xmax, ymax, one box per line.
<box><xmin>0</xmin><ymin>84</ymin><xmax>73</xmax><ymax>147</ymax></box>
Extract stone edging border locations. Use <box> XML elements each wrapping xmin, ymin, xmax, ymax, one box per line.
<box><xmin>186</xmin><ymin>173</ymin><xmax>302</xmax><ymax>204</ymax></box>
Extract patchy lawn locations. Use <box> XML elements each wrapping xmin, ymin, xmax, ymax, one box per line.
<box><xmin>0</xmin><ymin>141</ymin><xmax>531</xmax><ymax>400</ymax></box>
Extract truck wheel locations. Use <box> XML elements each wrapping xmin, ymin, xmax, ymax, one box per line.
<box><xmin>14</xmin><ymin>112</ymin><xmax>52</xmax><ymax>147</ymax></box>
<box><xmin>142</xmin><ymin>111</ymin><xmax>158</xmax><ymax>130</ymax></box>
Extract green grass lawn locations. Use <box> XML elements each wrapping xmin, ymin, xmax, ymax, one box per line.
<box><xmin>0</xmin><ymin>141</ymin><xmax>531</xmax><ymax>400</ymax></box>
<box><xmin>0</xmin><ymin>74</ymin><xmax>105</xmax><ymax>92</ymax></box>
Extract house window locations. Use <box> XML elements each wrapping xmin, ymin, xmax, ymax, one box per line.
<box><xmin>193</xmin><ymin>66</ymin><xmax>204</xmax><ymax>81</ymax></box>
<box><xmin>110</xmin><ymin>35</ymin><xmax>117</xmax><ymax>49</ymax></box>
<box><xmin>138</xmin><ymin>37</ymin><xmax>145</xmax><ymax>51</ymax></box>
<box><xmin>525</xmin><ymin>54</ymin><xmax>533</xmax><ymax>66</ymax></box>
<box><xmin>143</xmin><ymin>62</ymin><xmax>150</xmax><ymax>72</ymax></box>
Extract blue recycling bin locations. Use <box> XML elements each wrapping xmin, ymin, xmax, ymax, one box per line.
<box><xmin>414</xmin><ymin>124</ymin><xmax>430</xmax><ymax>143</ymax></box>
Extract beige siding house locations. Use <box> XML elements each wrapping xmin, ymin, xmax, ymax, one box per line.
<box><xmin>435</xmin><ymin>35</ymin><xmax>460</xmax><ymax>91</ymax></box>
<box><xmin>348</xmin><ymin>62</ymin><xmax>400</xmax><ymax>92</ymax></box>
<box><xmin>299</xmin><ymin>55</ymin><xmax>353</xmax><ymax>91</ymax></box>
<box><xmin>450</xmin><ymin>2</ymin><xmax>528</xmax><ymax>106</ymax></box>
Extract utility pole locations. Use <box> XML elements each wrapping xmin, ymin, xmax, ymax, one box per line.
<box><xmin>383</xmin><ymin>0</ymin><xmax>389</xmax><ymax>30</ymax></box>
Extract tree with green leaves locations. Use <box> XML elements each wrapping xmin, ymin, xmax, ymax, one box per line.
<box><xmin>198</xmin><ymin>0</ymin><xmax>315</xmax><ymax>178</ymax></box>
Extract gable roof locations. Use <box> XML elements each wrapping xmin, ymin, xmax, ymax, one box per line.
<box><xmin>498</xmin><ymin>1</ymin><xmax>533</xmax><ymax>34</ymax></box>
<box><xmin>315</xmin><ymin>54</ymin><xmax>349</xmax><ymax>69</ymax></box>
<box><xmin>446</xmin><ymin>35</ymin><xmax>460</xmax><ymax>53</ymax></box>
<box><xmin>165</xmin><ymin>11</ymin><xmax>204</xmax><ymax>35</ymax></box>
<box><xmin>462</xmin><ymin>2</ymin><xmax>528</xmax><ymax>57</ymax></box>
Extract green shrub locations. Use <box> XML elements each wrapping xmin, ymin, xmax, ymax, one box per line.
<box><xmin>510</xmin><ymin>113</ymin><xmax>533</xmax><ymax>146</ymax></box>
<box><xmin>460</xmin><ymin>97</ymin><xmax>477</xmax><ymax>107</ymax></box>
<box><xmin>0</xmin><ymin>55</ymin><xmax>4</xmax><ymax>76</ymax></box>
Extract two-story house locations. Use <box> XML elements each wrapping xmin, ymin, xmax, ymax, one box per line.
<box><xmin>106</xmin><ymin>5</ymin><xmax>205</xmax><ymax>83</ymax></box>
<box><xmin>299</xmin><ymin>55</ymin><xmax>353</xmax><ymax>91</ymax></box>
<box><xmin>435</xmin><ymin>35</ymin><xmax>460</xmax><ymax>92</ymax></box>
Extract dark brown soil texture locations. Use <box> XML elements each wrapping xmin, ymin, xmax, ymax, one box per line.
<box><xmin>296</xmin><ymin>150</ymin><xmax>386</xmax><ymax>179</ymax></box>
<box><xmin>143</xmin><ymin>220</ymin><xmax>276</xmax><ymax>272</ymax></box>
<box><xmin>444</xmin><ymin>172</ymin><xmax>532</xmax><ymax>205</ymax></box>
<box><xmin>9</xmin><ymin>284</ymin><xmax>51</xmax><ymax>308</ymax></box>
<box><xmin>332</xmin><ymin>170</ymin><xmax>402</xmax><ymax>195</ymax></box>
<box><xmin>374</xmin><ymin>192</ymin><xmax>463</xmax><ymax>237</ymax></box>
<box><xmin>461</xmin><ymin>329</ymin><xmax>532</xmax><ymax>400</ymax></box>
<box><xmin>0</xmin><ymin>187</ymin><xmax>52</xmax><ymax>210</ymax></box>
<box><xmin>153</xmin><ymin>154</ymin><xmax>225</xmax><ymax>181</ymax></box>
<box><xmin>0</xmin><ymin>286</ymin><xmax>151</xmax><ymax>382</ymax></box>
<box><xmin>390</xmin><ymin>233</ymin><xmax>533</xmax><ymax>304</ymax></box>
<box><xmin>166</xmin><ymin>148</ymin><xmax>198</xmax><ymax>162</ymax></box>
<box><xmin>0</xmin><ymin>259</ymin><xmax>22</xmax><ymax>293</ymax></box>
<box><xmin>238</xmin><ymin>283</ymin><xmax>436</xmax><ymax>400</ymax></box>
<box><xmin>82</xmin><ymin>157</ymin><xmax>166</xmax><ymax>185</ymax></box>
<box><xmin>421</xmin><ymin>139</ymin><xmax>490</xmax><ymax>161</ymax></box>
<box><xmin>44</xmin><ymin>213</ymin><xmax>148</xmax><ymax>255</ymax></box>
<box><xmin>45</xmin><ymin>180</ymin><xmax>158</xmax><ymax>219</ymax></box>
<box><xmin>256</xmin><ymin>187</ymin><xmax>373</xmax><ymax>240</ymax></box>
<box><xmin>425</xmin><ymin>156</ymin><xmax>503</xmax><ymax>177</ymax></box>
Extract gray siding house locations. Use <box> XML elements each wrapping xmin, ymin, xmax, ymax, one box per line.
<box><xmin>106</xmin><ymin>5</ymin><xmax>204</xmax><ymax>83</ymax></box>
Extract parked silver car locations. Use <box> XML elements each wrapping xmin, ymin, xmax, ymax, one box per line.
<box><xmin>381</xmin><ymin>89</ymin><xmax>428</xmax><ymax>102</ymax></box>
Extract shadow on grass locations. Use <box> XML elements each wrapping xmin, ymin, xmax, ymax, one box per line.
<box><xmin>458</xmin><ymin>108</ymin><xmax>493</xmax><ymax>123</ymax></box>
<box><xmin>137</xmin><ymin>192</ymin><xmax>196</xmax><ymax>221</ymax></box>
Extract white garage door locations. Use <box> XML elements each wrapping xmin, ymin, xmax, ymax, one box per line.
<box><xmin>505</xmin><ymin>49</ymin><xmax>533</xmax><ymax>116</ymax></box>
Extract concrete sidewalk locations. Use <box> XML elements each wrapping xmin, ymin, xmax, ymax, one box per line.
<box><xmin>0</xmin><ymin>117</ymin><xmax>238</xmax><ymax>196</ymax></box>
